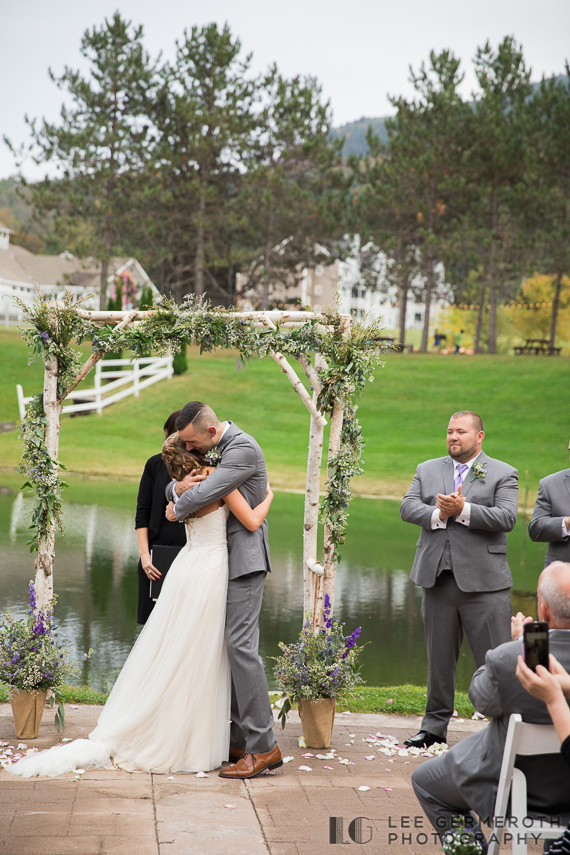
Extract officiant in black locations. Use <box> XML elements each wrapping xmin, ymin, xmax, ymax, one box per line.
<box><xmin>135</xmin><ymin>410</ymin><xmax>187</xmax><ymax>623</ymax></box>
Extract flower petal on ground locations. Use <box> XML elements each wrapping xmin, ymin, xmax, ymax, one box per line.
<box><xmin>225</xmin><ymin>804</ymin><xmax>236</xmax><ymax>809</ymax></box>
<box><xmin>195</xmin><ymin>771</ymin><xmax>209</xmax><ymax>778</ymax></box>
<box><xmin>301</xmin><ymin>753</ymin><xmax>314</xmax><ymax>758</ymax></box>
<box><xmin>282</xmin><ymin>756</ymin><xmax>295</xmax><ymax>764</ymax></box>
<box><xmin>298</xmin><ymin>765</ymin><xmax>312</xmax><ymax>772</ymax></box>
<box><xmin>323</xmin><ymin>765</ymin><xmax>334</xmax><ymax>770</ymax></box>
<box><xmin>298</xmin><ymin>736</ymin><xmax>307</xmax><ymax>748</ymax></box>
<box><xmin>358</xmin><ymin>786</ymin><xmax>370</xmax><ymax>791</ymax></box>
<box><xmin>364</xmin><ymin>755</ymin><xmax>376</xmax><ymax>761</ymax></box>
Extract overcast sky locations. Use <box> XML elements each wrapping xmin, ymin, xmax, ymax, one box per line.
<box><xmin>2</xmin><ymin>0</ymin><xmax>569</xmax><ymax>180</ymax></box>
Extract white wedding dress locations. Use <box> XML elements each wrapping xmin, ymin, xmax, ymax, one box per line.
<box><xmin>11</xmin><ymin>506</ymin><xmax>231</xmax><ymax>777</ymax></box>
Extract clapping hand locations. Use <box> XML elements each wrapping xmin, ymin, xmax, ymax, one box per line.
<box><xmin>511</xmin><ymin>611</ymin><xmax>534</xmax><ymax>640</ymax></box>
<box><xmin>436</xmin><ymin>485</ymin><xmax>465</xmax><ymax>519</ymax></box>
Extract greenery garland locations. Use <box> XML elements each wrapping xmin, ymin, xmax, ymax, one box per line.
<box><xmin>17</xmin><ymin>292</ymin><xmax>387</xmax><ymax>559</ymax></box>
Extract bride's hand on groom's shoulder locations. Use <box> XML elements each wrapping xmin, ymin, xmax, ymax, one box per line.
<box><xmin>174</xmin><ymin>470</ymin><xmax>207</xmax><ymax>497</ymax></box>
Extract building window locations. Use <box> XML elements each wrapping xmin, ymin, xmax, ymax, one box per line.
<box><xmin>315</xmin><ymin>265</ymin><xmax>324</xmax><ymax>277</ymax></box>
<box><xmin>306</xmin><ymin>276</ymin><xmax>312</xmax><ymax>288</ymax></box>
<box><xmin>415</xmin><ymin>313</ymin><xmax>422</xmax><ymax>322</ymax></box>
<box><xmin>314</xmin><ymin>284</ymin><xmax>323</xmax><ymax>296</ymax></box>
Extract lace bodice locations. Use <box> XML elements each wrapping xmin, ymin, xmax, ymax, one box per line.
<box><xmin>185</xmin><ymin>505</ymin><xmax>229</xmax><ymax>548</ymax></box>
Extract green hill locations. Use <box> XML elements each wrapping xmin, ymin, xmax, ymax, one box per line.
<box><xmin>1</xmin><ymin>328</ymin><xmax>568</xmax><ymax>501</ymax></box>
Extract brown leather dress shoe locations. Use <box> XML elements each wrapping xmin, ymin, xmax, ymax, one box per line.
<box><xmin>219</xmin><ymin>745</ymin><xmax>283</xmax><ymax>779</ymax></box>
<box><xmin>228</xmin><ymin>746</ymin><xmax>246</xmax><ymax>763</ymax></box>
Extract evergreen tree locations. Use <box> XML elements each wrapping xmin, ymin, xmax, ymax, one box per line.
<box><xmin>235</xmin><ymin>69</ymin><xmax>346</xmax><ymax>309</ymax></box>
<box><xmin>353</xmin><ymin>51</ymin><xmax>470</xmax><ymax>350</ymax></box>
<box><xmin>527</xmin><ymin>67</ymin><xmax>570</xmax><ymax>348</ymax></box>
<box><xmin>468</xmin><ymin>37</ymin><xmax>532</xmax><ymax>352</ymax></box>
<box><xmin>147</xmin><ymin>23</ymin><xmax>257</xmax><ymax>302</ymax></box>
<box><xmin>7</xmin><ymin>13</ymin><xmax>157</xmax><ymax>309</ymax></box>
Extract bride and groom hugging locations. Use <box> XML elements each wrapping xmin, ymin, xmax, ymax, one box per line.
<box><xmin>11</xmin><ymin>401</ymin><xmax>283</xmax><ymax>780</ymax></box>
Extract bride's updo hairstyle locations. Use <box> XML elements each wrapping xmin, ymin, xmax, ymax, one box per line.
<box><xmin>162</xmin><ymin>434</ymin><xmax>206</xmax><ymax>481</ymax></box>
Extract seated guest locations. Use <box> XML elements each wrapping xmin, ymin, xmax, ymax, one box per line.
<box><xmin>411</xmin><ymin>561</ymin><xmax>570</xmax><ymax>842</ymax></box>
<box><xmin>135</xmin><ymin>411</ymin><xmax>186</xmax><ymax>624</ymax></box>
<box><xmin>528</xmin><ymin>444</ymin><xmax>570</xmax><ymax>567</ymax></box>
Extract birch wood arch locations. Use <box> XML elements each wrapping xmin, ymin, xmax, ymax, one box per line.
<box><xmin>16</xmin><ymin>295</ymin><xmax>386</xmax><ymax>631</ymax></box>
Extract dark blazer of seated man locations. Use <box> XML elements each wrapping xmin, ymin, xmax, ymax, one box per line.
<box><xmin>529</xmin><ymin>443</ymin><xmax>570</xmax><ymax>567</ymax></box>
<box><xmin>411</xmin><ymin>561</ymin><xmax>570</xmax><ymax>842</ymax></box>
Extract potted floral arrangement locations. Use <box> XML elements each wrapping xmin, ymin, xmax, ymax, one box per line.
<box><xmin>272</xmin><ymin>595</ymin><xmax>364</xmax><ymax>748</ymax></box>
<box><xmin>0</xmin><ymin>583</ymin><xmax>82</xmax><ymax>739</ymax></box>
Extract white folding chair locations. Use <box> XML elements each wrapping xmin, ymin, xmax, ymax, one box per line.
<box><xmin>488</xmin><ymin>713</ymin><xmax>563</xmax><ymax>855</ymax></box>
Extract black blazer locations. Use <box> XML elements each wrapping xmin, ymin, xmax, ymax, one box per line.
<box><xmin>135</xmin><ymin>453</ymin><xmax>186</xmax><ymax>548</ymax></box>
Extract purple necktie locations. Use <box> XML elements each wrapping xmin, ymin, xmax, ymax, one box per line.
<box><xmin>454</xmin><ymin>464</ymin><xmax>468</xmax><ymax>492</ymax></box>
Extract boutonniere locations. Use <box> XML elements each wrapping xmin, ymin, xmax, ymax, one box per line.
<box><xmin>203</xmin><ymin>446</ymin><xmax>222</xmax><ymax>466</ymax></box>
<box><xmin>470</xmin><ymin>462</ymin><xmax>487</xmax><ymax>483</ymax></box>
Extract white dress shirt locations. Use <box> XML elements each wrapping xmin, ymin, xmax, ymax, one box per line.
<box><xmin>430</xmin><ymin>452</ymin><xmax>483</xmax><ymax>530</ymax></box>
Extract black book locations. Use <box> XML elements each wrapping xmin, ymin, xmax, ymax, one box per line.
<box><xmin>149</xmin><ymin>545</ymin><xmax>184</xmax><ymax>600</ymax></box>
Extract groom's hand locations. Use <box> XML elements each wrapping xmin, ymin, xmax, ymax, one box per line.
<box><xmin>174</xmin><ymin>470</ymin><xmax>206</xmax><ymax>497</ymax></box>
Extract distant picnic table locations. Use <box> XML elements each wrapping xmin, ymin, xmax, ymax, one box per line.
<box><xmin>514</xmin><ymin>338</ymin><xmax>562</xmax><ymax>356</ymax></box>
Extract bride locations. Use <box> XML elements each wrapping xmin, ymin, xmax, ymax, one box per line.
<box><xmin>10</xmin><ymin>435</ymin><xmax>274</xmax><ymax>778</ymax></box>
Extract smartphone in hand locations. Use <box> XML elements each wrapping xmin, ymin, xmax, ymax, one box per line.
<box><xmin>523</xmin><ymin>621</ymin><xmax>549</xmax><ymax>672</ymax></box>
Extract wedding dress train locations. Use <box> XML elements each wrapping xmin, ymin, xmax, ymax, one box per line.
<box><xmin>11</xmin><ymin>506</ymin><xmax>231</xmax><ymax>777</ymax></box>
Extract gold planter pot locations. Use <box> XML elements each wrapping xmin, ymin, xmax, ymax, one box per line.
<box><xmin>10</xmin><ymin>688</ymin><xmax>47</xmax><ymax>739</ymax></box>
<box><xmin>298</xmin><ymin>697</ymin><xmax>336</xmax><ymax>748</ymax></box>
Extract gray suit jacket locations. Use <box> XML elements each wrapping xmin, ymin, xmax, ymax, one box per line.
<box><xmin>444</xmin><ymin>630</ymin><xmax>570</xmax><ymax>822</ymax></box>
<box><xmin>528</xmin><ymin>469</ymin><xmax>570</xmax><ymax>567</ymax></box>
<box><xmin>166</xmin><ymin>422</ymin><xmax>271</xmax><ymax>580</ymax></box>
<box><xmin>400</xmin><ymin>451</ymin><xmax>518</xmax><ymax>591</ymax></box>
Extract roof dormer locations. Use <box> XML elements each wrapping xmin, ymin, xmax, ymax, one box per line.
<box><xmin>0</xmin><ymin>221</ymin><xmax>14</xmax><ymax>252</ymax></box>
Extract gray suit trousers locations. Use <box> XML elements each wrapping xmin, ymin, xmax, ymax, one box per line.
<box><xmin>412</xmin><ymin>751</ymin><xmax>476</xmax><ymax>834</ymax></box>
<box><xmin>421</xmin><ymin>573</ymin><xmax>511</xmax><ymax>737</ymax></box>
<box><xmin>226</xmin><ymin>571</ymin><xmax>276</xmax><ymax>754</ymax></box>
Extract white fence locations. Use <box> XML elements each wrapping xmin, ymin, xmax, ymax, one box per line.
<box><xmin>17</xmin><ymin>355</ymin><xmax>174</xmax><ymax>419</ymax></box>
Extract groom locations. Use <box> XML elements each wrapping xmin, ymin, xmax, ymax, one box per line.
<box><xmin>165</xmin><ymin>401</ymin><xmax>282</xmax><ymax>779</ymax></box>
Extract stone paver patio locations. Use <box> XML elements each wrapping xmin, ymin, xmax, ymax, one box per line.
<box><xmin>0</xmin><ymin>703</ymin><xmax>533</xmax><ymax>855</ymax></box>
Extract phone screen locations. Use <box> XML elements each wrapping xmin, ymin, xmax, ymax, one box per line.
<box><xmin>523</xmin><ymin>623</ymin><xmax>549</xmax><ymax>672</ymax></box>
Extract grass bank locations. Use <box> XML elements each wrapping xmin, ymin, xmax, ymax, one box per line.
<box><xmin>0</xmin><ymin>684</ymin><xmax>476</xmax><ymax>718</ymax></box>
<box><xmin>1</xmin><ymin>328</ymin><xmax>568</xmax><ymax>498</ymax></box>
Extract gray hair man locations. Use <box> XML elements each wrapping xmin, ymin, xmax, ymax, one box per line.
<box><xmin>412</xmin><ymin>561</ymin><xmax>570</xmax><ymax>842</ymax></box>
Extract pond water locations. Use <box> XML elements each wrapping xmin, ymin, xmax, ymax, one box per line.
<box><xmin>0</xmin><ymin>479</ymin><xmax>545</xmax><ymax>692</ymax></box>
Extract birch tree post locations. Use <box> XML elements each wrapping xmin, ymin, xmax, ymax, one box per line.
<box><xmin>299</xmin><ymin>353</ymin><xmax>326</xmax><ymax>617</ymax></box>
<box><xmin>17</xmin><ymin>296</ymin><xmax>385</xmax><ymax>625</ymax></box>
<box><xmin>35</xmin><ymin>354</ymin><xmax>61</xmax><ymax>606</ymax></box>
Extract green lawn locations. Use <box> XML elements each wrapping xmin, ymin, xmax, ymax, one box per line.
<box><xmin>0</xmin><ymin>684</ymin><xmax>476</xmax><ymax>718</ymax></box>
<box><xmin>1</xmin><ymin>327</ymin><xmax>568</xmax><ymax>497</ymax></box>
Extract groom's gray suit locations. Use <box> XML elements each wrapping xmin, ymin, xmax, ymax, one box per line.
<box><xmin>166</xmin><ymin>421</ymin><xmax>275</xmax><ymax>754</ymax></box>
<box><xmin>412</xmin><ymin>630</ymin><xmax>570</xmax><ymax>831</ymax></box>
<box><xmin>400</xmin><ymin>450</ymin><xmax>518</xmax><ymax>737</ymax></box>
<box><xmin>529</xmin><ymin>468</ymin><xmax>570</xmax><ymax>567</ymax></box>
